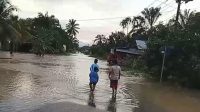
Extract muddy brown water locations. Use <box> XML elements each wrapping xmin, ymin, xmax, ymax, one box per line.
<box><xmin>0</xmin><ymin>52</ymin><xmax>200</xmax><ymax>112</ymax></box>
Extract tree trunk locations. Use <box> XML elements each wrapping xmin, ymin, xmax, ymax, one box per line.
<box><xmin>127</xmin><ymin>27</ymin><xmax>129</xmax><ymax>35</ymax></box>
<box><xmin>176</xmin><ymin>0</ymin><xmax>182</xmax><ymax>23</ymax></box>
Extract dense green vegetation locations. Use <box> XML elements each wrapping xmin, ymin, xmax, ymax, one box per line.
<box><xmin>0</xmin><ymin>0</ymin><xmax>79</xmax><ymax>54</ymax></box>
<box><xmin>90</xmin><ymin>1</ymin><xmax>200</xmax><ymax>88</ymax></box>
<box><xmin>145</xmin><ymin>11</ymin><xmax>200</xmax><ymax>88</ymax></box>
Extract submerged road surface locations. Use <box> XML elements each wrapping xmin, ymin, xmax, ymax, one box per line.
<box><xmin>0</xmin><ymin>52</ymin><xmax>200</xmax><ymax>112</ymax></box>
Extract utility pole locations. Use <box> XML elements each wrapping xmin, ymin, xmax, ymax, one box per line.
<box><xmin>160</xmin><ymin>46</ymin><xmax>166</xmax><ymax>83</ymax></box>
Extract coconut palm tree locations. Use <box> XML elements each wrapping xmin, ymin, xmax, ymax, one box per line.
<box><xmin>33</xmin><ymin>12</ymin><xmax>60</xmax><ymax>29</ymax></box>
<box><xmin>0</xmin><ymin>0</ymin><xmax>17</xmax><ymax>31</ymax></box>
<box><xmin>132</xmin><ymin>16</ymin><xmax>145</xmax><ymax>29</ymax></box>
<box><xmin>120</xmin><ymin>17</ymin><xmax>132</xmax><ymax>34</ymax></box>
<box><xmin>120</xmin><ymin>19</ymin><xmax>126</xmax><ymax>32</ymax></box>
<box><xmin>94</xmin><ymin>34</ymin><xmax>106</xmax><ymax>46</ymax></box>
<box><xmin>109</xmin><ymin>32</ymin><xmax>126</xmax><ymax>47</ymax></box>
<box><xmin>128</xmin><ymin>16</ymin><xmax>146</xmax><ymax>35</ymax></box>
<box><xmin>179</xmin><ymin>9</ymin><xmax>195</xmax><ymax>29</ymax></box>
<box><xmin>141</xmin><ymin>7</ymin><xmax>161</xmax><ymax>29</ymax></box>
<box><xmin>0</xmin><ymin>0</ymin><xmax>20</xmax><ymax>51</ymax></box>
<box><xmin>108</xmin><ymin>34</ymin><xmax>115</xmax><ymax>48</ymax></box>
<box><xmin>0</xmin><ymin>0</ymin><xmax>18</xmax><ymax>38</ymax></box>
<box><xmin>0</xmin><ymin>0</ymin><xmax>17</xmax><ymax>19</ymax></box>
<box><xmin>175</xmin><ymin>0</ymin><xmax>193</xmax><ymax>23</ymax></box>
<box><xmin>124</xmin><ymin>17</ymin><xmax>132</xmax><ymax>34</ymax></box>
<box><xmin>66</xmin><ymin>19</ymin><xmax>80</xmax><ymax>37</ymax></box>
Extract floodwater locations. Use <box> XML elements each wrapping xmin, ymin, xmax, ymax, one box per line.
<box><xmin>0</xmin><ymin>52</ymin><xmax>200</xmax><ymax>112</ymax></box>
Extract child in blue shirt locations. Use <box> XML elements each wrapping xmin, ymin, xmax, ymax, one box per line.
<box><xmin>90</xmin><ymin>59</ymin><xmax>99</xmax><ymax>72</ymax></box>
<box><xmin>89</xmin><ymin>66</ymin><xmax>99</xmax><ymax>92</ymax></box>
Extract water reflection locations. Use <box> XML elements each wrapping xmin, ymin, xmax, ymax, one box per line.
<box><xmin>0</xmin><ymin>68</ymin><xmax>19</xmax><ymax>103</ymax></box>
<box><xmin>107</xmin><ymin>95</ymin><xmax>117</xmax><ymax>112</ymax></box>
<box><xmin>88</xmin><ymin>92</ymin><xmax>96</xmax><ymax>107</ymax></box>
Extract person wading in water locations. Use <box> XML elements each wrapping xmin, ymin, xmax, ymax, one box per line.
<box><xmin>108</xmin><ymin>60</ymin><xmax>121</xmax><ymax>97</ymax></box>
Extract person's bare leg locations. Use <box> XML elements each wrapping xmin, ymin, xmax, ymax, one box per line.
<box><xmin>89</xmin><ymin>84</ymin><xmax>93</xmax><ymax>91</ymax></box>
<box><xmin>114</xmin><ymin>88</ymin><xmax>117</xmax><ymax>98</ymax></box>
<box><xmin>112</xmin><ymin>88</ymin><xmax>115</xmax><ymax>95</ymax></box>
<box><xmin>93</xmin><ymin>85</ymin><xmax>96</xmax><ymax>91</ymax></box>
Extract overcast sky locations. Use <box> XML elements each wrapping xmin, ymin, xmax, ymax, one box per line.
<box><xmin>11</xmin><ymin>0</ymin><xmax>200</xmax><ymax>44</ymax></box>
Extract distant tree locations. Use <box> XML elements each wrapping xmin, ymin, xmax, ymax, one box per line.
<box><xmin>120</xmin><ymin>17</ymin><xmax>132</xmax><ymax>34</ymax></box>
<box><xmin>120</xmin><ymin>19</ymin><xmax>126</xmax><ymax>32</ymax></box>
<box><xmin>141</xmin><ymin>7</ymin><xmax>161</xmax><ymax>29</ymax></box>
<box><xmin>94</xmin><ymin>34</ymin><xmax>107</xmax><ymax>46</ymax></box>
<box><xmin>33</xmin><ymin>12</ymin><xmax>60</xmax><ymax>29</ymax></box>
<box><xmin>129</xmin><ymin>16</ymin><xmax>146</xmax><ymax>35</ymax></box>
<box><xmin>108</xmin><ymin>32</ymin><xmax>126</xmax><ymax>47</ymax></box>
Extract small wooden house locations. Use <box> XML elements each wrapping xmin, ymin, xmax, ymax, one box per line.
<box><xmin>107</xmin><ymin>36</ymin><xmax>147</xmax><ymax>65</ymax></box>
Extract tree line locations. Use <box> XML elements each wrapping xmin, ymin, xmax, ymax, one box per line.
<box><xmin>0</xmin><ymin>0</ymin><xmax>80</xmax><ymax>54</ymax></box>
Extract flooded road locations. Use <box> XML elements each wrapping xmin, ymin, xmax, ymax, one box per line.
<box><xmin>0</xmin><ymin>52</ymin><xmax>200</xmax><ymax>112</ymax></box>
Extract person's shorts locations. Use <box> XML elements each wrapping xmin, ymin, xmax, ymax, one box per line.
<box><xmin>89</xmin><ymin>82</ymin><xmax>97</xmax><ymax>85</ymax></box>
<box><xmin>110</xmin><ymin>80</ymin><xmax>118</xmax><ymax>89</ymax></box>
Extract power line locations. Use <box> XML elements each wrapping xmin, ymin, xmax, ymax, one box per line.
<box><xmin>146</xmin><ymin>0</ymin><xmax>160</xmax><ymax>8</ymax></box>
<box><xmin>79</xmin><ymin>0</ymin><xmax>161</xmax><ymax>22</ymax></box>
<box><xmin>60</xmin><ymin>0</ymin><xmax>162</xmax><ymax>22</ymax></box>
<box><xmin>79</xmin><ymin>0</ymin><xmax>162</xmax><ymax>22</ymax></box>
<box><xmin>159</xmin><ymin>0</ymin><xmax>175</xmax><ymax>8</ymax></box>
<box><xmin>160</xmin><ymin>1</ymin><xmax>176</xmax><ymax>13</ymax></box>
<box><xmin>162</xmin><ymin>14</ymin><xmax>175</xmax><ymax>23</ymax></box>
<box><xmin>139</xmin><ymin>0</ymin><xmax>161</xmax><ymax>15</ymax></box>
<box><xmin>117</xmin><ymin>0</ymin><xmax>161</xmax><ymax>31</ymax></box>
<box><xmin>59</xmin><ymin>16</ymin><xmax>132</xmax><ymax>22</ymax></box>
<box><xmin>61</xmin><ymin>0</ymin><xmax>175</xmax><ymax>32</ymax></box>
<box><xmin>162</xmin><ymin>0</ymin><xmax>176</xmax><ymax>9</ymax></box>
<box><xmin>146</xmin><ymin>0</ymin><xmax>176</xmax><ymax>15</ymax></box>
<box><xmin>161</xmin><ymin>8</ymin><xmax>177</xmax><ymax>14</ymax></box>
<box><xmin>160</xmin><ymin>2</ymin><xmax>177</xmax><ymax>14</ymax></box>
<box><xmin>161</xmin><ymin>6</ymin><xmax>175</xmax><ymax>13</ymax></box>
<box><xmin>156</xmin><ymin>0</ymin><xmax>169</xmax><ymax>8</ymax></box>
<box><xmin>76</xmin><ymin>16</ymin><xmax>130</xmax><ymax>21</ymax></box>
<box><xmin>158</xmin><ymin>8</ymin><xmax>176</xmax><ymax>24</ymax></box>
<box><xmin>158</xmin><ymin>0</ymin><xmax>177</xmax><ymax>19</ymax></box>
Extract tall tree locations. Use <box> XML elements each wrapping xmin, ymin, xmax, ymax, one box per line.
<box><xmin>108</xmin><ymin>32</ymin><xmax>126</xmax><ymax>47</ymax></box>
<box><xmin>94</xmin><ymin>34</ymin><xmax>106</xmax><ymax>46</ymax></box>
<box><xmin>120</xmin><ymin>17</ymin><xmax>132</xmax><ymax>34</ymax></box>
<box><xmin>120</xmin><ymin>19</ymin><xmax>126</xmax><ymax>32</ymax></box>
<box><xmin>129</xmin><ymin>16</ymin><xmax>146</xmax><ymax>35</ymax></box>
<box><xmin>33</xmin><ymin>12</ymin><xmax>60</xmax><ymax>29</ymax></box>
<box><xmin>66</xmin><ymin>19</ymin><xmax>80</xmax><ymax>37</ymax></box>
<box><xmin>0</xmin><ymin>0</ymin><xmax>18</xmax><ymax>38</ymax></box>
<box><xmin>141</xmin><ymin>7</ymin><xmax>161</xmax><ymax>29</ymax></box>
<box><xmin>125</xmin><ymin>17</ymin><xmax>132</xmax><ymax>34</ymax></box>
<box><xmin>0</xmin><ymin>0</ymin><xmax>19</xmax><ymax>52</ymax></box>
<box><xmin>0</xmin><ymin>0</ymin><xmax>17</xmax><ymax>19</ymax></box>
<box><xmin>175</xmin><ymin>0</ymin><xmax>193</xmax><ymax>23</ymax></box>
<box><xmin>179</xmin><ymin>9</ymin><xmax>195</xmax><ymax>29</ymax></box>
